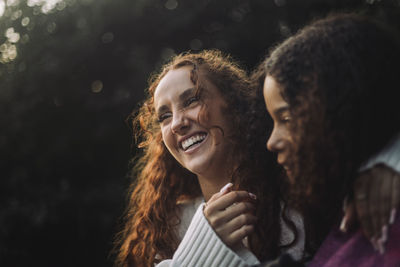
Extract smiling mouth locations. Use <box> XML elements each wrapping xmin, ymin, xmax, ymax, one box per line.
<box><xmin>279</xmin><ymin>162</ymin><xmax>291</xmax><ymax>172</ymax></box>
<box><xmin>283</xmin><ymin>165</ymin><xmax>290</xmax><ymax>171</ymax></box>
<box><xmin>282</xmin><ymin>165</ymin><xmax>294</xmax><ymax>176</ymax></box>
<box><xmin>181</xmin><ymin>133</ymin><xmax>207</xmax><ymax>151</ymax></box>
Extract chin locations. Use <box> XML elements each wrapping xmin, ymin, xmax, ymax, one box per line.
<box><xmin>184</xmin><ymin>158</ymin><xmax>213</xmax><ymax>176</ymax></box>
<box><xmin>285</xmin><ymin>170</ymin><xmax>296</xmax><ymax>184</ymax></box>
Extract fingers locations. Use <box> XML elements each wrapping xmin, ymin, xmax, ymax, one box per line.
<box><xmin>226</xmin><ymin>213</ymin><xmax>257</xmax><ymax>231</ymax></box>
<box><xmin>216</xmin><ymin>213</ymin><xmax>257</xmax><ymax>237</ymax></box>
<box><xmin>355</xmin><ymin>164</ymin><xmax>400</xmax><ymax>254</ymax></box>
<box><xmin>207</xmin><ymin>183</ymin><xmax>233</xmax><ymax>204</ymax></box>
<box><xmin>205</xmin><ymin>191</ymin><xmax>255</xmax><ymax>215</ymax></box>
<box><xmin>368</xmin><ymin>168</ymin><xmax>382</xmax><ymax>241</ymax></box>
<box><xmin>354</xmin><ymin>171</ymin><xmax>374</xmax><ymax>239</ymax></box>
<box><xmin>205</xmin><ymin>195</ymin><xmax>256</xmax><ymax>227</ymax></box>
<box><xmin>203</xmin><ymin>184</ymin><xmax>258</xmax><ymax>249</ymax></box>
<box><xmin>375</xmin><ymin>168</ymin><xmax>393</xmax><ymax>253</ymax></box>
<box><xmin>340</xmin><ymin>200</ymin><xmax>357</xmax><ymax>233</ymax></box>
<box><xmin>213</xmin><ymin>212</ymin><xmax>256</xmax><ymax>248</ymax></box>
<box><xmin>216</xmin><ymin>201</ymin><xmax>256</xmax><ymax>226</ymax></box>
<box><xmin>390</xmin><ymin>172</ymin><xmax>400</xmax><ymax>224</ymax></box>
<box><xmin>378</xmin><ymin>167</ymin><xmax>392</xmax><ymax>229</ymax></box>
<box><xmin>226</xmin><ymin>224</ymin><xmax>255</xmax><ymax>247</ymax></box>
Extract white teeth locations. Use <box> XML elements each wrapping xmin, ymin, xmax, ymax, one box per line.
<box><xmin>181</xmin><ymin>134</ymin><xmax>206</xmax><ymax>150</ymax></box>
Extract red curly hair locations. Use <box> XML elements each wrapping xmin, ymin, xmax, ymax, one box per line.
<box><xmin>114</xmin><ymin>50</ymin><xmax>287</xmax><ymax>266</ymax></box>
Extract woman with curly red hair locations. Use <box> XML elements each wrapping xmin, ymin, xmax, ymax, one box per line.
<box><xmin>114</xmin><ymin>50</ymin><xmax>304</xmax><ymax>267</ymax></box>
<box><xmin>262</xmin><ymin>13</ymin><xmax>400</xmax><ymax>266</ymax></box>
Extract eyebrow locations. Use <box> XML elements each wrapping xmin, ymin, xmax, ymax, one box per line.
<box><xmin>179</xmin><ymin>87</ymin><xmax>196</xmax><ymax>102</ymax></box>
<box><xmin>273</xmin><ymin>106</ymin><xmax>290</xmax><ymax>117</ymax></box>
<box><xmin>156</xmin><ymin>87</ymin><xmax>196</xmax><ymax>115</ymax></box>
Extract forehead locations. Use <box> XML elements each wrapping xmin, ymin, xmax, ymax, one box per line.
<box><xmin>263</xmin><ymin>76</ymin><xmax>289</xmax><ymax>112</ymax></box>
<box><xmin>154</xmin><ymin>66</ymin><xmax>194</xmax><ymax>105</ymax></box>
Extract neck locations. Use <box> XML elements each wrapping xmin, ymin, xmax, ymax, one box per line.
<box><xmin>197</xmin><ymin>171</ymin><xmax>232</xmax><ymax>201</ymax></box>
<box><xmin>195</xmin><ymin>149</ymin><xmax>237</xmax><ymax>201</ymax></box>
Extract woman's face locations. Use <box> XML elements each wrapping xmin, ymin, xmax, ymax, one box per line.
<box><xmin>263</xmin><ymin>75</ymin><xmax>295</xmax><ymax>180</ymax></box>
<box><xmin>154</xmin><ymin>66</ymin><xmax>234</xmax><ymax>178</ymax></box>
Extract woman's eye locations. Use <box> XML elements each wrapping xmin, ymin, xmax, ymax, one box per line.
<box><xmin>281</xmin><ymin>116</ymin><xmax>291</xmax><ymax>124</ymax></box>
<box><xmin>158</xmin><ymin>113</ymin><xmax>171</xmax><ymax>123</ymax></box>
<box><xmin>184</xmin><ymin>96</ymin><xmax>199</xmax><ymax>107</ymax></box>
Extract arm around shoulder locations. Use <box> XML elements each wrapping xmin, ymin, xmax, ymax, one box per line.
<box><xmin>360</xmin><ymin>133</ymin><xmax>400</xmax><ymax>173</ymax></box>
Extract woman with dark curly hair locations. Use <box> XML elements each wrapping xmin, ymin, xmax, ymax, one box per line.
<box><xmin>114</xmin><ymin>50</ymin><xmax>304</xmax><ymax>267</ymax></box>
<box><xmin>262</xmin><ymin>13</ymin><xmax>400</xmax><ymax>266</ymax></box>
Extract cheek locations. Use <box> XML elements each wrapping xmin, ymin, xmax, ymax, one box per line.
<box><xmin>284</xmin><ymin>138</ymin><xmax>294</xmax><ymax>153</ymax></box>
<box><xmin>284</xmin><ymin>126</ymin><xmax>295</xmax><ymax>147</ymax></box>
<box><xmin>282</xmin><ymin>134</ymin><xmax>296</xmax><ymax>159</ymax></box>
<box><xmin>161</xmin><ymin>127</ymin><xmax>173</xmax><ymax>150</ymax></box>
<box><xmin>196</xmin><ymin>105</ymin><xmax>209</xmax><ymax>124</ymax></box>
<box><xmin>273</xmin><ymin>126</ymin><xmax>294</xmax><ymax>153</ymax></box>
<box><xmin>187</xmin><ymin>104</ymin><xmax>207</xmax><ymax>126</ymax></box>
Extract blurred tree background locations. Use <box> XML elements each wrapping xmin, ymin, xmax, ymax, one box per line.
<box><xmin>1</xmin><ymin>0</ymin><xmax>400</xmax><ymax>266</ymax></box>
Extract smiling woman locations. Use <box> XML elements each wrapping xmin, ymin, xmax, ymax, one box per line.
<box><xmin>113</xmin><ymin>50</ymin><xmax>303</xmax><ymax>267</ymax></box>
<box><xmin>261</xmin><ymin>13</ymin><xmax>400</xmax><ymax>265</ymax></box>
<box><xmin>154</xmin><ymin>66</ymin><xmax>236</xmax><ymax>198</ymax></box>
<box><xmin>263</xmin><ymin>76</ymin><xmax>294</xmax><ymax>180</ymax></box>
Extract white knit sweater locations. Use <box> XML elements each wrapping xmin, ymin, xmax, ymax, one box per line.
<box><xmin>156</xmin><ymin>197</ymin><xmax>304</xmax><ymax>267</ymax></box>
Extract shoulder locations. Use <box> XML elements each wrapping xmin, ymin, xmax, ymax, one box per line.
<box><xmin>309</xmin><ymin>218</ymin><xmax>400</xmax><ymax>267</ymax></box>
<box><xmin>280</xmin><ymin>207</ymin><xmax>305</xmax><ymax>261</ymax></box>
<box><xmin>175</xmin><ymin>196</ymin><xmax>204</xmax><ymax>240</ymax></box>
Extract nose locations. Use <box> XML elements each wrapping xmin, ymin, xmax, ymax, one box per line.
<box><xmin>171</xmin><ymin>110</ymin><xmax>189</xmax><ymax>135</ymax></box>
<box><xmin>266</xmin><ymin>126</ymin><xmax>285</xmax><ymax>152</ymax></box>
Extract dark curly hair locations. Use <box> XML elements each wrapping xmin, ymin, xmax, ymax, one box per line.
<box><xmin>114</xmin><ymin>50</ymin><xmax>288</xmax><ymax>266</ymax></box>
<box><xmin>250</xmin><ymin>61</ymin><xmax>301</xmax><ymax>255</ymax></box>
<box><xmin>264</xmin><ymin>13</ymin><xmax>400</xmax><ymax>254</ymax></box>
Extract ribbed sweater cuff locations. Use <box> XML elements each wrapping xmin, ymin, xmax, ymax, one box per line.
<box><xmin>171</xmin><ymin>203</ymin><xmax>260</xmax><ymax>267</ymax></box>
<box><xmin>360</xmin><ymin>133</ymin><xmax>400</xmax><ymax>173</ymax></box>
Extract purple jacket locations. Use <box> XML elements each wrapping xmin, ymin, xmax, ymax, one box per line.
<box><xmin>309</xmin><ymin>217</ymin><xmax>400</xmax><ymax>267</ymax></box>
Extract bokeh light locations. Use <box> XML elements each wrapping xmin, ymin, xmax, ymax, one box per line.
<box><xmin>161</xmin><ymin>47</ymin><xmax>176</xmax><ymax>62</ymax></box>
<box><xmin>274</xmin><ymin>0</ymin><xmax>286</xmax><ymax>7</ymax></box>
<box><xmin>21</xmin><ymin>16</ymin><xmax>30</xmax><ymax>26</ymax></box>
<box><xmin>26</xmin><ymin>0</ymin><xmax>65</xmax><ymax>14</ymax></box>
<box><xmin>165</xmin><ymin>0</ymin><xmax>178</xmax><ymax>10</ymax></box>
<box><xmin>46</xmin><ymin>21</ymin><xmax>56</xmax><ymax>33</ymax></box>
<box><xmin>6</xmin><ymin>27</ymin><xmax>20</xmax><ymax>43</ymax></box>
<box><xmin>7</xmin><ymin>0</ymin><xmax>20</xmax><ymax>7</ymax></box>
<box><xmin>10</xmin><ymin>8</ymin><xmax>21</xmax><ymax>20</ymax></box>
<box><xmin>190</xmin><ymin>38</ymin><xmax>203</xmax><ymax>50</ymax></box>
<box><xmin>91</xmin><ymin>80</ymin><xmax>104</xmax><ymax>93</ymax></box>
<box><xmin>101</xmin><ymin>31</ymin><xmax>114</xmax><ymax>44</ymax></box>
<box><xmin>0</xmin><ymin>42</ymin><xmax>17</xmax><ymax>63</ymax></box>
<box><xmin>0</xmin><ymin>0</ymin><xmax>5</xmax><ymax>17</ymax></box>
